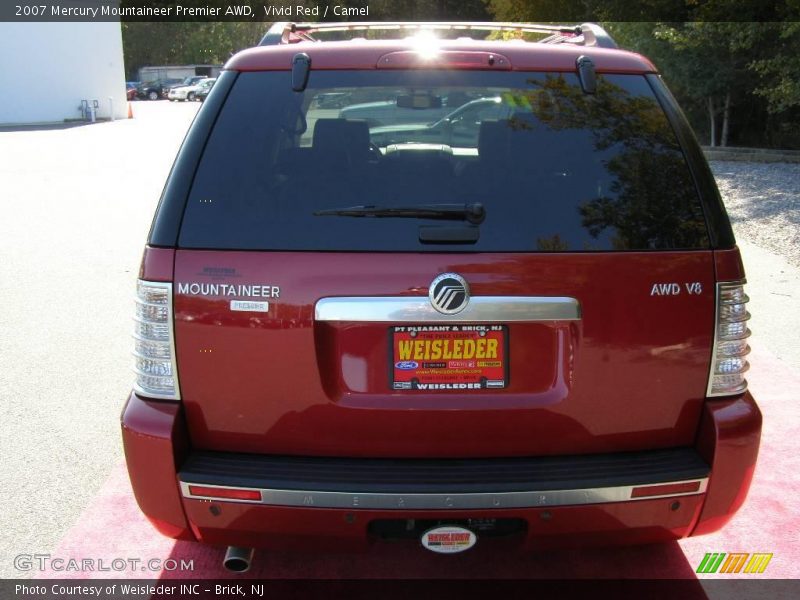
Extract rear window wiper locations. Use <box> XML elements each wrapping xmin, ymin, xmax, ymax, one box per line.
<box><xmin>313</xmin><ymin>202</ymin><xmax>486</xmax><ymax>225</ymax></box>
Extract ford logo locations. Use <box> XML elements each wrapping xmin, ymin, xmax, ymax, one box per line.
<box><xmin>395</xmin><ymin>361</ymin><xmax>418</xmax><ymax>370</ymax></box>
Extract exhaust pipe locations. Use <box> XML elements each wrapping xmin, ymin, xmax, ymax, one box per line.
<box><xmin>223</xmin><ymin>546</ymin><xmax>254</xmax><ymax>573</ymax></box>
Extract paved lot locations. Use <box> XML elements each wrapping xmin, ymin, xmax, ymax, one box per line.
<box><xmin>0</xmin><ymin>101</ymin><xmax>199</xmax><ymax>578</ymax></box>
<box><xmin>0</xmin><ymin>101</ymin><xmax>797</xmax><ymax>580</ymax></box>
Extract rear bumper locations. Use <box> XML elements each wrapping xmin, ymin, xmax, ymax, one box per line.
<box><xmin>121</xmin><ymin>391</ymin><xmax>761</xmax><ymax>549</ymax></box>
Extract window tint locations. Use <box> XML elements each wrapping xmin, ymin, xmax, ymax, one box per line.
<box><xmin>178</xmin><ymin>70</ymin><xmax>709</xmax><ymax>251</ymax></box>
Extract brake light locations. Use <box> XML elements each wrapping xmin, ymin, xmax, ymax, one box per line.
<box><xmin>133</xmin><ymin>280</ymin><xmax>180</xmax><ymax>400</ymax></box>
<box><xmin>707</xmin><ymin>282</ymin><xmax>750</xmax><ymax>397</ymax></box>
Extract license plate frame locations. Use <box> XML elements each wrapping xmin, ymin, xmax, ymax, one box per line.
<box><xmin>390</xmin><ymin>324</ymin><xmax>508</xmax><ymax>391</ymax></box>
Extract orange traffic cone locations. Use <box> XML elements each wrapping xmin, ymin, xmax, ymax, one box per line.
<box><xmin>127</xmin><ymin>102</ymin><xmax>133</xmax><ymax>119</ymax></box>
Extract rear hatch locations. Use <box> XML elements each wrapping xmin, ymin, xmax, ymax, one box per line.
<box><xmin>172</xmin><ymin>68</ymin><xmax>715</xmax><ymax>457</ymax></box>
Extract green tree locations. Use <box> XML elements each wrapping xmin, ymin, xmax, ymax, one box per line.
<box><xmin>749</xmin><ymin>22</ymin><xmax>800</xmax><ymax>113</ymax></box>
<box><xmin>485</xmin><ymin>1</ymin><xmax>800</xmax><ymax>148</ymax></box>
<box><xmin>641</xmin><ymin>22</ymin><xmax>763</xmax><ymax>147</ymax></box>
<box><xmin>122</xmin><ymin>22</ymin><xmax>265</xmax><ymax>79</ymax></box>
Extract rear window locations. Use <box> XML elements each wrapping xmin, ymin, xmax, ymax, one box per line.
<box><xmin>179</xmin><ymin>70</ymin><xmax>709</xmax><ymax>251</ymax></box>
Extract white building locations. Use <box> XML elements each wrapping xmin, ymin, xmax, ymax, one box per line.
<box><xmin>0</xmin><ymin>22</ymin><xmax>127</xmax><ymax>125</ymax></box>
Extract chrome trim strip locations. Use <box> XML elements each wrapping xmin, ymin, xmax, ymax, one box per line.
<box><xmin>179</xmin><ymin>478</ymin><xmax>707</xmax><ymax>510</ymax></box>
<box><xmin>315</xmin><ymin>296</ymin><xmax>581</xmax><ymax>323</ymax></box>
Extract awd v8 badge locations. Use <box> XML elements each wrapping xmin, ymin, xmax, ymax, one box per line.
<box><xmin>421</xmin><ymin>526</ymin><xmax>477</xmax><ymax>554</ymax></box>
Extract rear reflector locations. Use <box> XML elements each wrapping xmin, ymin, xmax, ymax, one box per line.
<box><xmin>133</xmin><ymin>280</ymin><xmax>180</xmax><ymax>400</ymax></box>
<box><xmin>630</xmin><ymin>481</ymin><xmax>702</xmax><ymax>498</ymax></box>
<box><xmin>187</xmin><ymin>485</ymin><xmax>262</xmax><ymax>502</ymax></box>
<box><xmin>707</xmin><ymin>281</ymin><xmax>751</xmax><ymax>397</ymax></box>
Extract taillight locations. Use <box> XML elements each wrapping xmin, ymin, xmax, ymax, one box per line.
<box><xmin>707</xmin><ymin>281</ymin><xmax>750</xmax><ymax>397</ymax></box>
<box><xmin>133</xmin><ymin>280</ymin><xmax>180</xmax><ymax>400</ymax></box>
<box><xmin>187</xmin><ymin>485</ymin><xmax>262</xmax><ymax>502</ymax></box>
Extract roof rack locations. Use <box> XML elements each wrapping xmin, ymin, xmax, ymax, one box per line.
<box><xmin>259</xmin><ymin>22</ymin><xmax>617</xmax><ymax>49</ymax></box>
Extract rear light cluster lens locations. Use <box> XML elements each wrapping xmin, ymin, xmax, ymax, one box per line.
<box><xmin>187</xmin><ymin>485</ymin><xmax>262</xmax><ymax>502</ymax></box>
<box><xmin>708</xmin><ymin>282</ymin><xmax>750</xmax><ymax>397</ymax></box>
<box><xmin>133</xmin><ymin>281</ymin><xmax>180</xmax><ymax>400</ymax></box>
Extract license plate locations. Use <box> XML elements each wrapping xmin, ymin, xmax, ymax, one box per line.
<box><xmin>390</xmin><ymin>324</ymin><xmax>508</xmax><ymax>391</ymax></box>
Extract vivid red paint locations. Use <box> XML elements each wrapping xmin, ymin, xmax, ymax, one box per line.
<box><xmin>120</xmin><ymin>393</ymin><xmax>194</xmax><ymax>541</ymax></box>
<box><xmin>692</xmin><ymin>392</ymin><xmax>761</xmax><ymax>536</ymax></box>
<box><xmin>181</xmin><ymin>496</ymin><xmax>706</xmax><ymax>552</ymax></box>
<box><xmin>139</xmin><ymin>246</ymin><xmax>174</xmax><ymax>282</ymax></box>
<box><xmin>172</xmin><ymin>250</ymin><xmax>715</xmax><ymax>457</ymax></box>
<box><xmin>713</xmin><ymin>247</ymin><xmax>746</xmax><ymax>282</ymax></box>
<box><xmin>120</xmin><ymin>385</ymin><xmax>761</xmax><ymax>548</ymax></box>
<box><xmin>226</xmin><ymin>40</ymin><xmax>657</xmax><ymax>74</ymax></box>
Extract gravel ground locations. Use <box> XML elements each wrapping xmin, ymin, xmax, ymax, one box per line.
<box><xmin>709</xmin><ymin>161</ymin><xmax>800</xmax><ymax>369</ymax></box>
<box><xmin>711</xmin><ymin>161</ymin><xmax>800</xmax><ymax>267</ymax></box>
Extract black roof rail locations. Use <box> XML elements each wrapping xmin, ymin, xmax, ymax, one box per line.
<box><xmin>258</xmin><ymin>21</ymin><xmax>617</xmax><ymax>49</ymax></box>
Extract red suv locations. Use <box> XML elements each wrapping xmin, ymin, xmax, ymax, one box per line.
<box><xmin>123</xmin><ymin>22</ymin><xmax>760</xmax><ymax>571</ymax></box>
